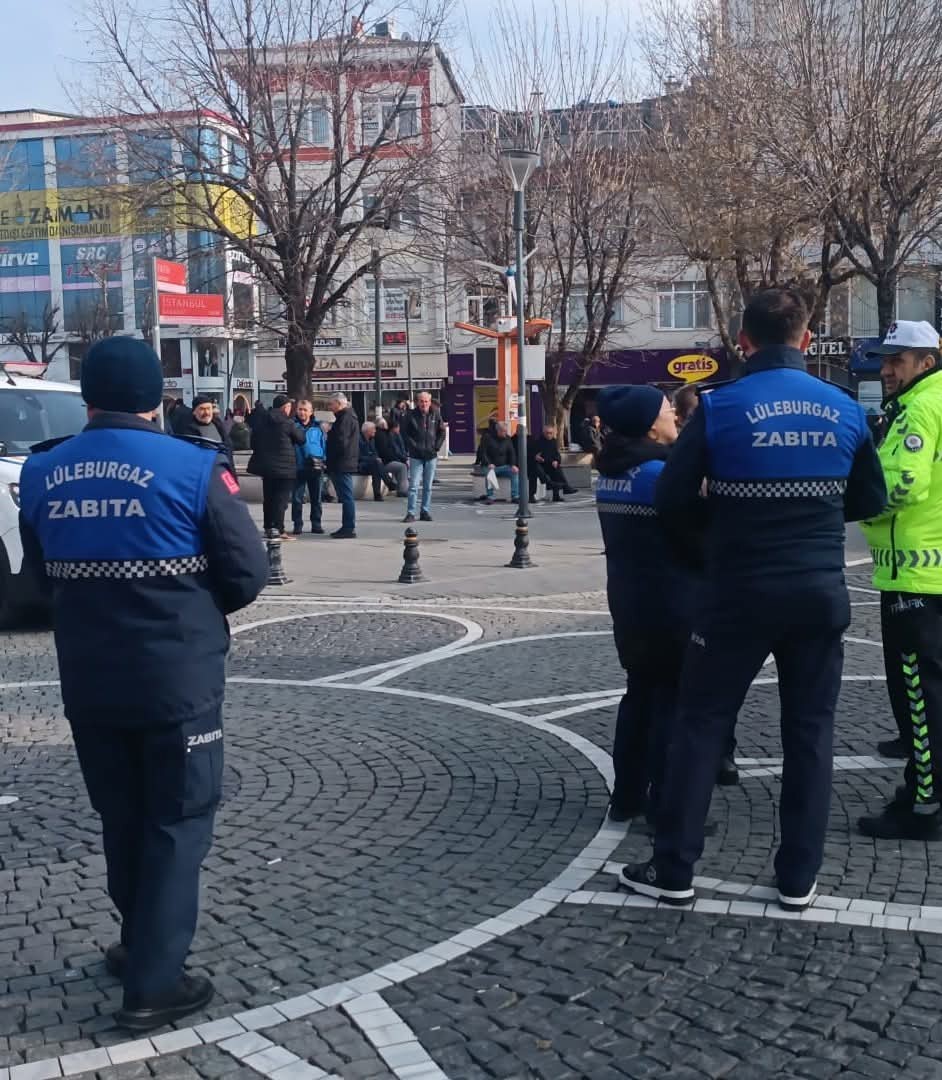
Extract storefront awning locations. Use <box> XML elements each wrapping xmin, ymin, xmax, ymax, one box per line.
<box><xmin>309</xmin><ymin>379</ymin><xmax>445</xmax><ymax>392</ymax></box>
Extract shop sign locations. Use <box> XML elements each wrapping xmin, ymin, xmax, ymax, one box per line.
<box><xmin>234</xmin><ymin>378</ymin><xmax>255</xmax><ymax>390</ymax></box>
<box><xmin>666</xmin><ymin>354</ymin><xmax>719</xmax><ymax>383</ymax></box>
<box><xmin>383</xmin><ymin>331</ymin><xmax>407</xmax><ymax>345</ymax></box>
<box><xmin>808</xmin><ymin>338</ymin><xmax>848</xmax><ymax>358</ymax></box>
<box><xmin>158</xmin><ymin>291</ymin><xmax>224</xmax><ymax>326</ymax></box>
<box><xmin>163</xmin><ymin>378</ymin><xmax>182</xmax><ymax>389</ymax></box>
<box><xmin>313</xmin><ymin>337</ymin><xmax>342</xmax><ymax>348</ymax></box>
<box><xmin>155</xmin><ymin>257</ymin><xmax>187</xmax><ymax>295</ymax></box>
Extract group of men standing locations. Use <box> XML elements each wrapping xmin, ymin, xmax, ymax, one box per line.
<box><xmin>246</xmin><ymin>391</ymin><xmax>446</xmax><ymax>539</ymax></box>
<box><xmin>599</xmin><ymin>287</ymin><xmax>942</xmax><ymax>914</ymax></box>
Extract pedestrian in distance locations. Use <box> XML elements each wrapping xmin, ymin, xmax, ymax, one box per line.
<box><xmin>291</xmin><ymin>399</ymin><xmax>325</xmax><ymax>535</ymax></box>
<box><xmin>477</xmin><ymin>420</ymin><xmax>519</xmax><ymax>504</ymax></box>
<box><xmin>375</xmin><ymin>418</ymin><xmax>410</xmax><ymax>497</ymax></box>
<box><xmin>171</xmin><ymin>395</ymin><xmax>233</xmax><ymax>462</ymax></box>
<box><xmin>858</xmin><ymin>320</ymin><xmax>942</xmax><ymax>840</ymax></box>
<box><xmin>18</xmin><ymin>338</ymin><xmax>268</xmax><ymax>1031</ymax></box>
<box><xmin>246</xmin><ymin>394</ymin><xmax>305</xmax><ymax>538</ymax></box>
<box><xmin>578</xmin><ymin>413</ymin><xmax>604</xmax><ymax>458</ymax></box>
<box><xmin>619</xmin><ymin>287</ymin><xmax>886</xmax><ymax>912</ymax></box>
<box><xmin>358</xmin><ymin>421</ymin><xmax>389</xmax><ymax>501</ymax></box>
<box><xmin>326</xmin><ymin>392</ymin><xmax>360</xmax><ymax>538</ymax></box>
<box><xmin>595</xmin><ymin>385</ymin><xmax>698</xmax><ymax>827</ymax></box>
<box><xmin>528</xmin><ymin>424</ymin><xmax>578</xmax><ymax>501</ymax></box>
<box><xmin>402</xmin><ymin>391</ymin><xmax>445</xmax><ymax>522</ymax></box>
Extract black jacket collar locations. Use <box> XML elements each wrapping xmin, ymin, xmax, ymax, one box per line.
<box><xmin>742</xmin><ymin>345</ymin><xmax>807</xmax><ymax>375</ymax></box>
<box><xmin>85</xmin><ymin>411</ymin><xmax>165</xmax><ymax>435</ymax></box>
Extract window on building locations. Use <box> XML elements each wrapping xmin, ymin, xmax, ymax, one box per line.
<box><xmin>568</xmin><ymin>290</ymin><xmax>623</xmax><ymax>330</ymax></box>
<box><xmin>127</xmin><ymin>131</ymin><xmax>173</xmax><ymax>184</ymax></box>
<box><xmin>306</xmin><ymin>104</ymin><xmax>331</xmax><ymax>146</ymax></box>
<box><xmin>161</xmin><ymin>339</ymin><xmax>182</xmax><ymax>378</ymax></box>
<box><xmin>182</xmin><ymin>126</ymin><xmax>221</xmax><ymax>179</ymax></box>
<box><xmin>228</xmin><ymin>138</ymin><xmax>248</xmax><ymax>182</ymax></box>
<box><xmin>187</xmin><ymin>230</ymin><xmax>226</xmax><ymax>294</ymax></box>
<box><xmin>54</xmin><ymin>135</ymin><xmax>118</xmax><ymax>187</ymax></box>
<box><xmin>397</xmin><ymin>193</ymin><xmax>420</xmax><ymax>230</ymax></box>
<box><xmin>197</xmin><ymin>339</ymin><xmax>224</xmax><ymax>377</ymax></box>
<box><xmin>365</xmin><ymin>279</ymin><xmax>422</xmax><ymax>321</ymax></box>
<box><xmin>361</xmin><ymin>94</ymin><xmax>420</xmax><ymax>145</ymax></box>
<box><xmin>656</xmin><ymin>280</ymin><xmax>711</xmax><ymax>330</ymax></box>
<box><xmin>475</xmin><ymin>346</ymin><xmax>497</xmax><ymax>381</ymax></box>
<box><xmin>233</xmin><ymin>343</ymin><xmax>252</xmax><ymax>378</ymax></box>
<box><xmin>0</xmin><ymin>139</ymin><xmax>46</xmax><ymax>193</ymax></box>
<box><xmin>851</xmin><ymin>275</ymin><xmax>935</xmax><ymax>337</ymax></box>
<box><xmin>467</xmin><ymin>288</ymin><xmax>503</xmax><ymax>328</ymax></box>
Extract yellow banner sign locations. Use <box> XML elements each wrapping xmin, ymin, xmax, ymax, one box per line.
<box><xmin>667</xmin><ymin>354</ymin><xmax>719</xmax><ymax>383</ymax></box>
<box><xmin>0</xmin><ymin>184</ymin><xmax>252</xmax><ymax>243</ymax></box>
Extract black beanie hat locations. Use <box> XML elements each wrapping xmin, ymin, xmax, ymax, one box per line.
<box><xmin>192</xmin><ymin>394</ymin><xmax>214</xmax><ymax>408</ymax></box>
<box><xmin>81</xmin><ymin>338</ymin><xmax>163</xmax><ymax>414</ymax></box>
<box><xmin>597</xmin><ymin>385</ymin><xmax>665</xmax><ymax>438</ymax></box>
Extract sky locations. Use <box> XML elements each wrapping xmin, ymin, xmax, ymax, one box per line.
<box><xmin>0</xmin><ymin>0</ymin><xmax>644</xmax><ymax>117</ymax></box>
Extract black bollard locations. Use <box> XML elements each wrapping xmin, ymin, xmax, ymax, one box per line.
<box><xmin>266</xmin><ymin>529</ymin><xmax>290</xmax><ymax>586</ymax></box>
<box><xmin>507</xmin><ymin>517</ymin><xmax>536</xmax><ymax>569</ymax></box>
<box><xmin>398</xmin><ymin>527</ymin><xmax>425</xmax><ymax>583</ymax></box>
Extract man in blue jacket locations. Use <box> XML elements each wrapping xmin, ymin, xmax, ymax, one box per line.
<box><xmin>619</xmin><ymin>288</ymin><xmax>886</xmax><ymax>912</ymax></box>
<box><xmin>291</xmin><ymin>398</ymin><xmax>326</xmax><ymax>534</ymax></box>
<box><xmin>19</xmin><ymin>338</ymin><xmax>269</xmax><ymax>1031</ymax></box>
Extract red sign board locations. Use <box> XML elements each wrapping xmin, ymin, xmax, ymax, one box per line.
<box><xmin>382</xmin><ymin>331</ymin><xmax>407</xmax><ymax>345</ymax></box>
<box><xmin>158</xmin><ymin>292</ymin><xmax>225</xmax><ymax>326</ymax></box>
<box><xmin>154</xmin><ymin>258</ymin><xmax>187</xmax><ymax>295</ymax></box>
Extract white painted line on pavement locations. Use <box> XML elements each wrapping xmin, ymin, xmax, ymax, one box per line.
<box><xmin>845</xmin><ymin>557</ymin><xmax>873</xmax><ymax>567</ymax></box>
<box><xmin>342</xmin><ymin>997</ymin><xmax>450</xmax><ymax>1079</ymax></box>
<box><xmin>244</xmin><ymin>597</ymin><xmax>610</xmax><ymax>617</ymax></box>
<box><xmin>496</xmin><ymin>689</ymin><xmax>623</xmax><ymax>708</ymax></box>
<box><xmin>0</xmin><ymin>795</ymin><xmax>18</xmax><ymax>806</ymax></box>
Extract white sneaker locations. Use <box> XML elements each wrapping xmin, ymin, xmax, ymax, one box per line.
<box><xmin>777</xmin><ymin>881</ymin><xmax>817</xmax><ymax>912</ymax></box>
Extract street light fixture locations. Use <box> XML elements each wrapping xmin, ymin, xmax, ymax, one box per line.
<box><xmin>499</xmin><ymin>145</ymin><xmax>541</xmax><ymax>520</ymax></box>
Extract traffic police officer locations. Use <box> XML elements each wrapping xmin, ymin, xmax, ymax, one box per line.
<box><xmin>858</xmin><ymin>320</ymin><xmax>942</xmax><ymax>840</ymax></box>
<box><xmin>619</xmin><ymin>288</ymin><xmax>886</xmax><ymax>911</ymax></box>
<box><xmin>19</xmin><ymin>338</ymin><xmax>268</xmax><ymax>1031</ymax></box>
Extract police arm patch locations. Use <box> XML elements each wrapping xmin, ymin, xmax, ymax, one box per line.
<box><xmin>221</xmin><ymin>470</ymin><xmax>240</xmax><ymax>494</ymax></box>
<box><xmin>904</xmin><ymin>433</ymin><xmax>924</xmax><ymax>452</ymax></box>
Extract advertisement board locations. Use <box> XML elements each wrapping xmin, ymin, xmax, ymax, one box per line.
<box><xmin>158</xmin><ymin>292</ymin><xmax>225</xmax><ymax>326</ymax></box>
<box><xmin>60</xmin><ymin>240</ymin><xmax>123</xmax><ymax>290</ymax></box>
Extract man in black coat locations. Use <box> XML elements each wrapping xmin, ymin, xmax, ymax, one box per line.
<box><xmin>172</xmin><ymin>396</ymin><xmax>233</xmax><ymax>460</ymax></box>
<box><xmin>478</xmin><ymin>420</ymin><xmax>519</xmax><ymax>503</ymax></box>
<box><xmin>247</xmin><ymin>395</ymin><xmax>305</xmax><ymax>536</ymax></box>
<box><xmin>527</xmin><ymin>424</ymin><xmax>578</xmax><ymax>501</ymax></box>
<box><xmin>326</xmin><ymin>392</ymin><xmax>360</xmax><ymax>538</ymax></box>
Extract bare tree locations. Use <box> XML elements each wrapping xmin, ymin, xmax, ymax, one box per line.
<box><xmin>0</xmin><ymin>303</ymin><xmax>67</xmax><ymax>370</ymax></box>
<box><xmin>453</xmin><ymin>0</ymin><xmax>646</xmax><ymax>434</ymax></box>
<box><xmin>754</xmin><ymin>0</ymin><xmax>942</xmax><ymax>335</ymax></box>
<box><xmin>641</xmin><ymin>0</ymin><xmax>856</xmax><ymax>353</ymax></box>
<box><xmin>84</xmin><ymin>0</ymin><xmax>457</xmax><ymax>398</ymax></box>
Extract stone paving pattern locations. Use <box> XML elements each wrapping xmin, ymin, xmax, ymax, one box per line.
<box><xmin>5</xmin><ymin>569</ymin><xmax>942</xmax><ymax>1079</ymax></box>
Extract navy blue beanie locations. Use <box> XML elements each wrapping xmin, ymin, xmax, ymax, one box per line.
<box><xmin>81</xmin><ymin>338</ymin><xmax>164</xmax><ymax>414</ymax></box>
<box><xmin>597</xmin><ymin>385</ymin><xmax>665</xmax><ymax>438</ymax></box>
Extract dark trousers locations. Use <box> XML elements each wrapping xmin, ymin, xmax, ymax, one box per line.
<box><xmin>262</xmin><ymin>477</ymin><xmax>293</xmax><ymax>534</ymax></box>
<box><xmin>881</xmin><ymin>592</ymin><xmax>942</xmax><ymax>807</ymax></box>
<box><xmin>654</xmin><ymin>600</ymin><xmax>846</xmax><ymax>892</ymax></box>
<box><xmin>70</xmin><ymin>709</ymin><xmax>223</xmax><ymax>1000</ymax></box>
<box><xmin>292</xmin><ymin>471</ymin><xmax>323</xmax><ymax>529</ymax></box>
<box><xmin>612</xmin><ymin>648</ymin><xmax>682</xmax><ymax>820</ymax></box>
<box><xmin>329</xmin><ymin>471</ymin><xmax>356</xmax><ymax>531</ymax></box>
<box><xmin>358</xmin><ymin>460</ymin><xmax>386</xmax><ymax>497</ymax></box>
<box><xmin>529</xmin><ymin>461</ymin><xmax>569</xmax><ymax>498</ymax></box>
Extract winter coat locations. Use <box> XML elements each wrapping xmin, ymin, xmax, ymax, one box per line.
<box><xmin>247</xmin><ymin>409</ymin><xmax>306</xmax><ymax>479</ymax></box>
<box><xmin>528</xmin><ymin>435</ymin><xmax>561</xmax><ymax>467</ymax></box>
<box><xmin>326</xmin><ymin>407</ymin><xmax>360</xmax><ymax>473</ymax></box>
<box><xmin>402</xmin><ymin>407</ymin><xmax>445</xmax><ymax>461</ymax></box>
<box><xmin>294</xmin><ymin>419</ymin><xmax>328</xmax><ymax>472</ymax></box>
<box><xmin>479</xmin><ymin>431</ymin><xmax>517</xmax><ymax>469</ymax></box>
<box><xmin>376</xmin><ymin>429</ymin><xmax>407</xmax><ymax>464</ymax></box>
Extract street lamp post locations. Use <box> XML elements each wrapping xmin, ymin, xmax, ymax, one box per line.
<box><xmin>372</xmin><ymin>247</ymin><xmax>382</xmax><ymax>421</ymax></box>
<box><xmin>499</xmin><ymin>146</ymin><xmax>540</xmax><ymax>520</ymax></box>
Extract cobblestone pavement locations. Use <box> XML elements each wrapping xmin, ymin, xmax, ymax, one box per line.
<box><xmin>4</xmin><ymin>570</ymin><xmax>942</xmax><ymax>1080</ymax></box>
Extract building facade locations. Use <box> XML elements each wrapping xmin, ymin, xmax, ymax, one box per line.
<box><xmin>0</xmin><ymin>109</ymin><xmax>257</xmax><ymax>410</ymax></box>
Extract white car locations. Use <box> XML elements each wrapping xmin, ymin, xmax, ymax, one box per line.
<box><xmin>0</xmin><ymin>376</ymin><xmax>87</xmax><ymax>626</ymax></box>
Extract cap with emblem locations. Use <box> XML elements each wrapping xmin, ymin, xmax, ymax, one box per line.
<box><xmin>866</xmin><ymin>320</ymin><xmax>941</xmax><ymax>356</ymax></box>
<box><xmin>81</xmin><ymin>338</ymin><xmax>164</xmax><ymax>414</ymax></box>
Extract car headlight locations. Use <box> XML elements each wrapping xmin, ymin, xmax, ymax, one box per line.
<box><xmin>0</xmin><ymin>482</ymin><xmax>20</xmax><ymax>508</ymax></box>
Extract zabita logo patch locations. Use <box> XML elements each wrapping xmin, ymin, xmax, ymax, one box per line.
<box><xmin>904</xmin><ymin>433</ymin><xmax>924</xmax><ymax>452</ymax></box>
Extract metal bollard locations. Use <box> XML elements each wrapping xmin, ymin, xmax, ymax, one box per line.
<box><xmin>398</xmin><ymin>527</ymin><xmax>425</xmax><ymax>583</ymax></box>
<box><xmin>265</xmin><ymin>529</ymin><xmax>291</xmax><ymax>586</ymax></box>
<box><xmin>507</xmin><ymin>517</ymin><xmax>536</xmax><ymax>569</ymax></box>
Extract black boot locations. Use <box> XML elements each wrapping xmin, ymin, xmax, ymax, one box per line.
<box><xmin>877</xmin><ymin>736</ymin><xmax>908</xmax><ymax>759</ymax></box>
<box><xmin>858</xmin><ymin>804</ymin><xmax>942</xmax><ymax>840</ymax></box>
<box><xmin>552</xmin><ymin>490</ymin><xmax>563</xmax><ymax>502</ymax></box>
<box><xmin>116</xmin><ymin>975</ymin><xmax>214</xmax><ymax>1032</ymax></box>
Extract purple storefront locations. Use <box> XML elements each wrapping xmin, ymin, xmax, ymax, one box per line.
<box><xmin>440</xmin><ymin>347</ymin><xmax>731</xmax><ymax>454</ymax></box>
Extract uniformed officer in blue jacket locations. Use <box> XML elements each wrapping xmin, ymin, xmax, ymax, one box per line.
<box><xmin>619</xmin><ymin>288</ymin><xmax>887</xmax><ymax>912</ymax></box>
<box><xmin>19</xmin><ymin>338</ymin><xmax>269</xmax><ymax>1031</ymax></box>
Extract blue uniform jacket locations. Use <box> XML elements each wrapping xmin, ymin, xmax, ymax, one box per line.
<box><xmin>596</xmin><ymin>436</ymin><xmax>701</xmax><ymax>669</ymax></box>
<box><xmin>655</xmin><ymin>346</ymin><xmax>886</xmax><ymax>615</ymax></box>
<box><xmin>19</xmin><ymin>412</ymin><xmax>269</xmax><ymax>726</ymax></box>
